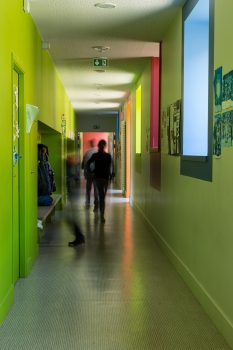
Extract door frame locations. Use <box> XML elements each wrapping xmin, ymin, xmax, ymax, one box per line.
<box><xmin>12</xmin><ymin>54</ymin><xmax>26</xmax><ymax>278</ymax></box>
<box><xmin>125</xmin><ymin>100</ymin><xmax>131</xmax><ymax>198</ymax></box>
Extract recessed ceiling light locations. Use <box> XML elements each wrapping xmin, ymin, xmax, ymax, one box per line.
<box><xmin>94</xmin><ymin>3</ymin><xmax>116</xmax><ymax>9</ymax></box>
<box><xmin>94</xmin><ymin>69</ymin><xmax>106</xmax><ymax>73</ymax></box>
<box><xmin>92</xmin><ymin>46</ymin><xmax>110</xmax><ymax>52</ymax></box>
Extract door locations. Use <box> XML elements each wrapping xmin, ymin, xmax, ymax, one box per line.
<box><xmin>121</xmin><ymin>122</ymin><xmax>126</xmax><ymax>195</ymax></box>
<box><xmin>124</xmin><ymin>123</ymin><xmax>126</xmax><ymax>193</ymax></box>
<box><xmin>28</xmin><ymin>118</ymin><xmax>38</xmax><ymax>259</ymax></box>
<box><xmin>125</xmin><ymin>100</ymin><xmax>131</xmax><ymax>198</ymax></box>
<box><xmin>13</xmin><ymin>69</ymin><xmax>20</xmax><ymax>283</ymax></box>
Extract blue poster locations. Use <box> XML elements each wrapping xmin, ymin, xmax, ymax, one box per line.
<box><xmin>213</xmin><ymin>114</ymin><xmax>221</xmax><ymax>157</ymax></box>
<box><xmin>221</xmin><ymin>112</ymin><xmax>232</xmax><ymax>147</ymax></box>
<box><xmin>214</xmin><ymin>66</ymin><xmax>222</xmax><ymax>113</ymax></box>
<box><xmin>222</xmin><ymin>70</ymin><xmax>233</xmax><ymax>109</ymax></box>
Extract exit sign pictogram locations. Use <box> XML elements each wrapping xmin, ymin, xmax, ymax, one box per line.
<box><xmin>93</xmin><ymin>59</ymin><xmax>109</xmax><ymax>67</ymax></box>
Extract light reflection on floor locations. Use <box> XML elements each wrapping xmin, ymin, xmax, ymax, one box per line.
<box><xmin>107</xmin><ymin>184</ymin><xmax>129</xmax><ymax>203</ymax></box>
<box><xmin>0</xmin><ymin>180</ymin><xmax>230</xmax><ymax>350</ymax></box>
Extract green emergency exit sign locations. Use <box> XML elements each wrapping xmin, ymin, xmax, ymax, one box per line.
<box><xmin>93</xmin><ymin>58</ymin><xmax>109</xmax><ymax>67</ymax></box>
<box><xmin>93</xmin><ymin>125</ymin><xmax>100</xmax><ymax>129</ymax></box>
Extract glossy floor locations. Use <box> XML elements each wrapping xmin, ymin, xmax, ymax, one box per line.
<box><xmin>0</xmin><ymin>182</ymin><xmax>231</xmax><ymax>349</ymax></box>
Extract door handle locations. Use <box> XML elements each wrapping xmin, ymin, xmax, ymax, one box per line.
<box><xmin>13</xmin><ymin>145</ymin><xmax>22</xmax><ymax>166</ymax></box>
<box><xmin>13</xmin><ymin>174</ymin><xmax>16</xmax><ymax>177</ymax></box>
<box><xmin>31</xmin><ymin>170</ymin><xmax>35</xmax><ymax>174</ymax></box>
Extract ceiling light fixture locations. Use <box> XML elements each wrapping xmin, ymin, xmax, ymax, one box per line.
<box><xmin>94</xmin><ymin>69</ymin><xmax>106</xmax><ymax>73</ymax></box>
<box><xmin>42</xmin><ymin>42</ymin><xmax>50</xmax><ymax>50</ymax></box>
<box><xmin>94</xmin><ymin>84</ymin><xmax>103</xmax><ymax>86</ymax></box>
<box><xmin>92</xmin><ymin>46</ymin><xmax>110</xmax><ymax>52</ymax></box>
<box><xmin>94</xmin><ymin>3</ymin><xmax>116</xmax><ymax>9</ymax></box>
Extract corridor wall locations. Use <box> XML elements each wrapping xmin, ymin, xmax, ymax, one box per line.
<box><xmin>0</xmin><ymin>0</ymin><xmax>75</xmax><ymax>325</ymax></box>
<box><xmin>130</xmin><ymin>1</ymin><xmax>233</xmax><ymax>348</ymax></box>
<box><xmin>82</xmin><ymin>132</ymin><xmax>108</xmax><ymax>156</ymax></box>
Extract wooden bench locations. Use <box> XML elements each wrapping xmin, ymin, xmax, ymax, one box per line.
<box><xmin>38</xmin><ymin>194</ymin><xmax>62</xmax><ymax>226</ymax></box>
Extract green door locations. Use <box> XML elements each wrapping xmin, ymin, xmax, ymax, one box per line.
<box><xmin>28</xmin><ymin>118</ymin><xmax>38</xmax><ymax>259</ymax></box>
<box><xmin>13</xmin><ymin>69</ymin><xmax>20</xmax><ymax>283</ymax></box>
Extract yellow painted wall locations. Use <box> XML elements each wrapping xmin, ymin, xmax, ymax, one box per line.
<box><xmin>0</xmin><ymin>0</ymin><xmax>75</xmax><ymax>325</ymax></box>
<box><xmin>131</xmin><ymin>4</ymin><xmax>233</xmax><ymax>348</ymax></box>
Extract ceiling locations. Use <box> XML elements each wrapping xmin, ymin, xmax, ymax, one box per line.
<box><xmin>29</xmin><ymin>0</ymin><xmax>185</xmax><ymax>115</ymax></box>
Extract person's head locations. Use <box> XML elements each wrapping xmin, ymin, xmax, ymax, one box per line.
<box><xmin>98</xmin><ymin>139</ymin><xmax>107</xmax><ymax>152</ymax></box>
<box><xmin>90</xmin><ymin>138</ymin><xmax>97</xmax><ymax>148</ymax></box>
<box><xmin>38</xmin><ymin>144</ymin><xmax>48</xmax><ymax>160</ymax></box>
<box><xmin>67</xmin><ymin>153</ymin><xmax>79</xmax><ymax>166</ymax></box>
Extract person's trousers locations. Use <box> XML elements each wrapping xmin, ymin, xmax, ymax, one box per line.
<box><xmin>86</xmin><ymin>176</ymin><xmax>99</xmax><ymax>207</ymax></box>
<box><xmin>73</xmin><ymin>222</ymin><xmax>84</xmax><ymax>241</ymax></box>
<box><xmin>67</xmin><ymin>187</ymin><xmax>84</xmax><ymax>241</ymax></box>
<box><xmin>96</xmin><ymin>178</ymin><xmax>108</xmax><ymax>217</ymax></box>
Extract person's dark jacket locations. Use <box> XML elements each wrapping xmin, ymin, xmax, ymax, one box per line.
<box><xmin>87</xmin><ymin>151</ymin><xmax>111</xmax><ymax>180</ymax></box>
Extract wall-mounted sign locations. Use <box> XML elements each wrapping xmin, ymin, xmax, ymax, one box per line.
<box><xmin>120</xmin><ymin>106</ymin><xmax>124</xmax><ymax>121</ymax></box>
<box><xmin>61</xmin><ymin>114</ymin><xmax>66</xmax><ymax>135</ymax></box>
<box><xmin>26</xmin><ymin>104</ymin><xmax>39</xmax><ymax>134</ymax></box>
<box><xmin>93</xmin><ymin>125</ymin><xmax>100</xmax><ymax>129</ymax></box>
<box><xmin>68</xmin><ymin>130</ymin><xmax>75</xmax><ymax>140</ymax></box>
<box><xmin>93</xmin><ymin>59</ymin><xmax>109</xmax><ymax>67</ymax></box>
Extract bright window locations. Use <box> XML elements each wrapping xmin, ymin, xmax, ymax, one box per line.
<box><xmin>136</xmin><ymin>85</ymin><xmax>142</xmax><ymax>153</ymax></box>
<box><xmin>183</xmin><ymin>0</ymin><xmax>209</xmax><ymax>156</ymax></box>
<box><xmin>150</xmin><ymin>57</ymin><xmax>160</xmax><ymax>149</ymax></box>
<box><xmin>181</xmin><ymin>0</ymin><xmax>214</xmax><ymax>182</ymax></box>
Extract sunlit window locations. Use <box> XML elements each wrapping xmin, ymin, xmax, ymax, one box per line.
<box><xmin>136</xmin><ymin>85</ymin><xmax>142</xmax><ymax>153</ymax></box>
<box><xmin>183</xmin><ymin>0</ymin><xmax>209</xmax><ymax>156</ymax></box>
<box><xmin>150</xmin><ymin>57</ymin><xmax>160</xmax><ymax>149</ymax></box>
<box><xmin>181</xmin><ymin>0</ymin><xmax>214</xmax><ymax>182</ymax></box>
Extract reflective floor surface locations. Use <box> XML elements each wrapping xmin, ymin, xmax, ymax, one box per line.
<box><xmin>0</xmin><ymin>181</ymin><xmax>231</xmax><ymax>349</ymax></box>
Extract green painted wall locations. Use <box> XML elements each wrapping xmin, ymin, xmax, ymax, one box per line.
<box><xmin>130</xmin><ymin>3</ymin><xmax>233</xmax><ymax>348</ymax></box>
<box><xmin>0</xmin><ymin>0</ymin><xmax>75</xmax><ymax>325</ymax></box>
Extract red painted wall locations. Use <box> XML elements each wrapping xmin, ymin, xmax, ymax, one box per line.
<box><xmin>82</xmin><ymin>132</ymin><xmax>108</xmax><ymax>157</ymax></box>
<box><xmin>150</xmin><ymin>56</ymin><xmax>161</xmax><ymax>191</ymax></box>
<box><xmin>150</xmin><ymin>56</ymin><xmax>160</xmax><ymax>149</ymax></box>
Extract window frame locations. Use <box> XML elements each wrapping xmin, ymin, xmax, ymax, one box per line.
<box><xmin>180</xmin><ymin>0</ymin><xmax>214</xmax><ymax>182</ymax></box>
<box><xmin>136</xmin><ymin>85</ymin><xmax>142</xmax><ymax>155</ymax></box>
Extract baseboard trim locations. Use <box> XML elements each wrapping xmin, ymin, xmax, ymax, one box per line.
<box><xmin>0</xmin><ymin>285</ymin><xmax>14</xmax><ymax>326</ymax></box>
<box><xmin>131</xmin><ymin>200</ymin><xmax>233</xmax><ymax>349</ymax></box>
<box><xmin>26</xmin><ymin>250</ymin><xmax>38</xmax><ymax>277</ymax></box>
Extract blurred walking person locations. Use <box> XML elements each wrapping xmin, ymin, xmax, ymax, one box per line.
<box><xmin>66</xmin><ymin>153</ymin><xmax>79</xmax><ymax>191</ymax></box>
<box><xmin>87</xmin><ymin>139</ymin><xmax>112</xmax><ymax>223</ymax></box>
<box><xmin>66</xmin><ymin>154</ymin><xmax>85</xmax><ymax>246</ymax></box>
<box><xmin>82</xmin><ymin>139</ymin><xmax>99</xmax><ymax>212</ymax></box>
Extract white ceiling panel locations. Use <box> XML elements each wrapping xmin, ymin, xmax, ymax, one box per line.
<box><xmin>29</xmin><ymin>0</ymin><xmax>185</xmax><ymax>113</ymax></box>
